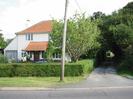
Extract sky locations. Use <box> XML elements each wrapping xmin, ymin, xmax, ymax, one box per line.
<box><xmin>0</xmin><ymin>0</ymin><xmax>132</xmax><ymax>39</ymax></box>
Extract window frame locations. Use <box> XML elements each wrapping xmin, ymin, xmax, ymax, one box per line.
<box><xmin>25</xmin><ymin>34</ymin><xmax>33</xmax><ymax>41</ymax></box>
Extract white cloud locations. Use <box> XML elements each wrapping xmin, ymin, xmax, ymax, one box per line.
<box><xmin>0</xmin><ymin>0</ymin><xmax>132</xmax><ymax>39</ymax></box>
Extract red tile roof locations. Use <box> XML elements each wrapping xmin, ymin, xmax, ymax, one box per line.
<box><xmin>24</xmin><ymin>42</ymin><xmax>48</xmax><ymax>51</ymax></box>
<box><xmin>17</xmin><ymin>20</ymin><xmax>52</xmax><ymax>34</ymax></box>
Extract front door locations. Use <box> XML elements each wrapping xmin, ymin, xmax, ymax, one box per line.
<box><xmin>34</xmin><ymin>52</ymin><xmax>40</xmax><ymax>61</ymax></box>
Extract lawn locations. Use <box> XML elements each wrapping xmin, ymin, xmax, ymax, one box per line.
<box><xmin>0</xmin><ymin>77</ymin><xmax>84</xmax><ymax>87</ymax></box>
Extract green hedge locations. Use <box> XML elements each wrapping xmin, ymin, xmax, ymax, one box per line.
<box><xmin>76</xmin><ymin>59</ymin><xmax>94</xmax><ymax>75</ymax></box>
<box><xmin>0</xmin><ymin>60</ymin><xmax>94</xmax><ymax>77</ymax></box>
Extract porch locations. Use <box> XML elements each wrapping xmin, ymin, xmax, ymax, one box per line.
<box><xmin>27</xmin><ymin>51</ymin><xmax>44</xmax><ymax>61</ymax></box>
<box><xmin>23</xmin><ymin>42</ymin><xmax>48</xmax><ymax>62</ymax></box>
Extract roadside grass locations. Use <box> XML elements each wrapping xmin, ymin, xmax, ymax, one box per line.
<box><xmin>0</xmin><ymin>76</ymin><xmax>84</xmax><ymax>87</ymax></box>
<box><xmin>117</xmin><ymin>69</ymin><xmax>133</xmax><ymax>78</ymax></box>
<box><xmin>117</xmin><ymin>55</ymin><xmax>133</xmax><ymax>78</ymax></box>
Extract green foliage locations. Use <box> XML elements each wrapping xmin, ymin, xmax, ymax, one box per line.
<box><xmin>117</xmin><ymin>55</ymin><xmax>133</xmax><ymax>76</ymax></box>
<box><xmin>0</xmin><ymin>54</ymin><xmax>8</xmax><ymax>63</ymax></box>
<box><xmin>66</xmin><ymin>14</ymin><xmax>101</xmax><ymax>61</ymax></box>
<box><xmin>95</xmin><ymin>2</ymin><xmax>133</xmax><ymax>63</ymax></box>
<box><xmin>0</xmin><ymin>64</ymin><xmax>13</xmax><ymax>77</ymax></box>
<box><xmin>121</xmin><ymin>2</ymin><xmax>133</xmax><ymax>15</ymax></box>
<box><xmin>91</xmin><ymin>11</ymin><xmax>106</xmax><ymax>20</ymax></box>
<box><xmin>0</xmin><ymin>34</ymin><xmax>6</xmax><ymax>48</ymax></box>
<box><xmin>51</xmin><ymin>20</ymin><xmax>64</xmax><ymax>47</ymax></box>
<box><xmin>76</xmin><ymin>59</ymin><xmax>94</xmax><ymax>75</ymax></box>
<box><xmin>45</xmin><ymin>20</ymin><xmax>63</xmax><ymax>61</ymax></box>
<box><xmin>0</xmin><ymin>60</ymin><xmax>94</xmax><ymax>77</ymax></box>
<box><xmin>80</xmin><ymin>48</ymin><xmax>99</xmax><ymax>59</ymax></box>
<box><xmin>109</xmin><ymin>23</ymin><xmax>133</xmax><ymax>48</ymax></box>
<box><xmin>51</xmin><ymin>14</ymin><xmax>101</xmax><ymax>62</ymax></box>
<box><xmin>44</xmin><ymin>41</ymin><xmax>55</xmax><ymax>61</ymax></box>
<box><xmin>123</xmin><ymin>2</ymin><xmax>133</xmax><ymax>9</ymax></box>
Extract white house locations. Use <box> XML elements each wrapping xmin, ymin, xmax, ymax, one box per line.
<box><xmin>4</xmin><ymin>20</ymin><xmax>71</xmax><ymax>62</ymax></box>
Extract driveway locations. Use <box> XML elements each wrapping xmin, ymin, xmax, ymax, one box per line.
<box><xmin>60</xmin><ymin>67</ymin><xmax>133</xmax><ymax>88</ymax></box>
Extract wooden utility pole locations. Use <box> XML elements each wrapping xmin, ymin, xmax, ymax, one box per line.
<box><xmin>60</xmin><ymin>0</ymin><xmax>68</xmax><ymax>81</ymax></box>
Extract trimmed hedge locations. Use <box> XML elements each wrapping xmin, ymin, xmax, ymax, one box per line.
<box><xmin>0</xmin><ymin>60</ymin><xmax>94</xmax><ymax>77</ymax></box>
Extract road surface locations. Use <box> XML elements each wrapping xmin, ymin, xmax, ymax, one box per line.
<box><xmin>0</xmin><ymin>87</ymin><xmax>133</xmax><ymax>99</ymax></box>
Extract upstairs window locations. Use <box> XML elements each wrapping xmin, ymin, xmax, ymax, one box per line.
<box><xmin>26</xmin><ymin>34</ymin><xmax>33</xmax><ymax>40</ymax></box>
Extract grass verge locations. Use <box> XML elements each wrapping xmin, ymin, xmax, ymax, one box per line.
<box><xmin>0</xmin><ymin>77</ymin><xmax>84</xmax><ymax>87</ymax></box>
<box><xmin>117</xmin><ymin>70</ymin><xmax>133</xmax><ymax>79</ymax></box>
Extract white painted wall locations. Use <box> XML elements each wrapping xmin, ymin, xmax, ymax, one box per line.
<box><xmin>33</xmin><ymin>33</ymin><xmax>49</xmax><ymax>41</ymax></box>
<box><xmin>52</xmin><ymin>53</ymin><xmax>71</xmax><ymax>62</ymax></box>
<box><xmin>4</xmin><ymin>36</ymin><xmax>18</xmax><ymax>61</ymax></box>
<box><xmin>5</xmin><ymin>32</ymin><xmax>49</xmax><ymax>61</ymax></box>
<box><xmin>17</xmin><ymin>33</ymin><xmax>49</xmax><ymax>60</ymax></box>
<box><xmin>17</xmin><ymin>34</ymin><xmax>30</xmax><ymax>60</ymax></box>
<box><xmin>4</xmin><ymin>36</ymin><xmax>18</xmax><ymax>51</ymax></box>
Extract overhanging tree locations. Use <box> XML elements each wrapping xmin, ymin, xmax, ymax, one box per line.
<box><xmin>97</xmin><ymin>2</ymin><xmax>133</xmax><ymax>63</ymax></box>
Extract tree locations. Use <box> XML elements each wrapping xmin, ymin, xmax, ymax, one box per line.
<box><xmin>91</xmin><ymin>11</ymin><xmax>105</xmax><ymax>20</ymax></box>
<box><xmin>66</xmin><ymin>14</ymin><xmax>100</xmax><ymax>61</ymax></box>
<box><xmin>0</xmin><ymin>33</ymin><xmax>6</xmax><ymax>48</ymax></box>
<box><xmin>45</xmin><ymin>20</ymin><xmax>63</xmax><ymax>61</ymax></box>
<box><xmin>51</xmin><ymin>14</ymin><xmax>101</xmax><ymax>62</ymax></box>
<box><xmin>97</xmin><ymin>2</ymin><xmax>133</xmax><ymax>63</ymax></box>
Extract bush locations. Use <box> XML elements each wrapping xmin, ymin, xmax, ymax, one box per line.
<box><xmin>0</xmin><ymin>64</ymin><xmax>13</xmax><ymax>77</ymax></box>
<box><xmin>117</xmin><ymin>55</ymin><xmax>133</xmax><ymax>76</ymax></box>
<box><xmin>0</xmin><ymin>60</ymin><xmax>94</xmax><ymax>77</ymax></box>
<box><xmin>0</xmin><ymin>54</ymin><xmax>8</xmax><ymax>63</ymax></box>
<box><xmin>76</xmin><ymin>59</ymin><xmax>94</xmax><ymax>75</ymax></box>
<box><xmin>118</xmin><ymin>55</ymin><xmax>133</xmax><ymax>71</ymax></box>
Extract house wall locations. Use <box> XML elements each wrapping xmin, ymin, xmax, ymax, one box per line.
<box><xmin>5</xmin><ymin>32</ymin><xmax>49</xmax><ymax>61</ymax></box>
<box><xmin>4</xmin><ymin>36</ymin><xmax>18</xmax><ymax>51</ymax></box>
<box><xmin>17</xmin><ymin>33</ymin><xmax>49</xmax><ymax>60</ymax></box>
<box><xmin>17</xmin><ymin>34</ymin><xmax>30</xmax><ymax>60</ymax></box>
<box><xmin>33</xmin><ymin>33</ymin><xmax>49</xmax><ymax>41</ymax></box>
<box><xmin>52</xmin><ymin>53</ymin><xmax>71</xmax><ymax>62</ymax></box>
<box><xmin>4</xmin><ymin>36</ymin><xmax>18</xmax><ymax>61</ymax></box>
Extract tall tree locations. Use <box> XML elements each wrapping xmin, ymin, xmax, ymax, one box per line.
<box><xmin>51</xmin><ymin>14</ymin><xmax>101</xmax><ymax>62</ymax></box>
<box><xmin>66</xmin><ymin>14</ymin><xmax>100</xmax><ymax>61</ymax></box>
<box><xmin>98</xmin><ymin>1</ymin><xmax>133</xmax><ymax>62</ymax></box>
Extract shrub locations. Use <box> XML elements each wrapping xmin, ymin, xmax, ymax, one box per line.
<box><xmin>118</xmin><ymin>55</ymin><xmax>133</xmax><ymax>71</ymax></box>
<box><xmin>0</xmin><ymin>64</ymin><xmax>13</xmax><ymax>77</ymax></box>
<box><xmin>76</xmin><ymin>59</ymin><xmax>94</xmax><ymax>75</ymax></box>
<box><xmin>0</xmin><ymin>60</ymin><xmax>94</xmax><ymax>77</ymax></box>
<box><xmin>0</xmin><ymin>54</ymin><xmax>8</xmax><ymax>63</ymax></box>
